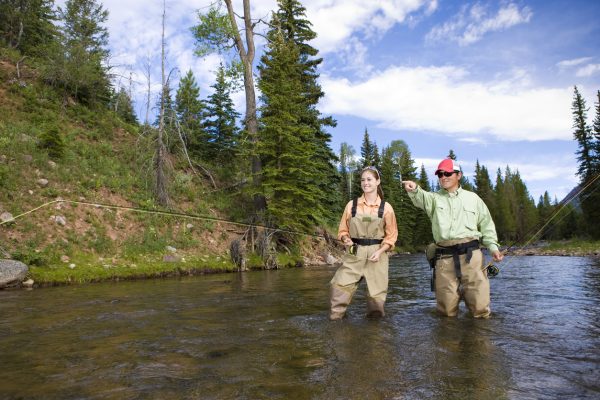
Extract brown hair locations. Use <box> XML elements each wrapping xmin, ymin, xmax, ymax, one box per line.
<box><xmin>361</xmin><ymin>166</ymin><xmax>384</xmax><ymax>199</ymax></box>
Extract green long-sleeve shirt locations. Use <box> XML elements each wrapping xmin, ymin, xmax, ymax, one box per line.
<box><xmin>408</xmin><ymin>186</ymin><xmax>500</xmax><ymax>253</ymax></box>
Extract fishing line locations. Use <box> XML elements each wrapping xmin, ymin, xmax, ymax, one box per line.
<box><xmin>485</xmin><ymin>172</ymin><xmax>600</xmax><ymax>275</ymax></box>
<box><xmin>0</xmin><ymin>199</ymin><xmax>339</xmax><ymax>241</ymax></box>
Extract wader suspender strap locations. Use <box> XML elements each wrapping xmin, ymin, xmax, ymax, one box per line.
<box><xmin>350</xmin><ymin>198</ymin><xmax>386</xmax><ymax>247</ymax></box>
<box><xmin>377</xmin><ymin>200</ymin><xmax>385</xmax><ymax>219</ymax></box>
<box><xmin>351</xmin><ymin>198</ymin><xmax>386</xmax><ymax>218</ymax></box>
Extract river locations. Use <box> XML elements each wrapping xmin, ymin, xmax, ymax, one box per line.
<box><xmin>1</xmin><ymin>255</ymin><xmax>599</xmax><ymax>399</ymax></box>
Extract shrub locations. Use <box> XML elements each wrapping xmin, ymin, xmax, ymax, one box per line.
<box><xmin>38</xmin><ymin>124</ymin><xmax>65</xmax><ymax>159</ymax></box>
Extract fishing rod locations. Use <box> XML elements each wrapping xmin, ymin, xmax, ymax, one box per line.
<box><xmin>485</xmin><ymin>172</ymin><xmax>600</xmax><ymax>276</ymax></box>
<box><xmin>0</xmin><ymin>199</ymin><xmax>341</xmax><ymax>242</ymax></box>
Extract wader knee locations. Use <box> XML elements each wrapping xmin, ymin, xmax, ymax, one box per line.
<box><xmin>329</xmin><ymin>284</ymin><xmax>354</xmax><ymax>321</ymax></box>
<box><xmin>366</xmin><ymin>296</ymin><xmax>385</xmax><ymax>318</ymax></box>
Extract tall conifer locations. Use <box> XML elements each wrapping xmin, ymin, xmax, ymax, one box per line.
<box><xmin>257</xmin><ymin>17</ymin><xmax>326</xmax><ymax>230</ymax></box>
<box><xmin>275</xmin><ymin>0</ymin><xmax>340</xmax><ymax>223</ymax></box>
<box><xmin>205</xmin><ymin>65</ymin><xmax>241</xmax><ymax>164</ymax></box>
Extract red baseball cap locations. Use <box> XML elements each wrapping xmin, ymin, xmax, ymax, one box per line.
<box><xmin>435</xmin><ymin>158</ymin><xmax>461</xmax><ymax>174</ymax></box>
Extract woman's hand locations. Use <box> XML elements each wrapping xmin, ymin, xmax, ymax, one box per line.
<box><xmin>368</xmin><ymin>249</ymin><xmax>384</xmax><ymax>262</ymax></box>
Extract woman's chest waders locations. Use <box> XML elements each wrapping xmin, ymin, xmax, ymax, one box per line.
<box><xmin>329</xmin><ymin>199</ymin><xmax>389</xmax><ymax>320</ymax></box>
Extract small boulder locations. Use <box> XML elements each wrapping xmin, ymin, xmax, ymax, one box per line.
<box><xmin>53</xmin><ymin>215</ymin><xmax>66</xmax><ymax>226</ymax></box>
<box><xmin>22</xmin><ymin>278</ymin><xmax>34</xmax><ymax>288</ymax></box>
<box><xmin>37</xmin><ymin>178</ymin><xmax>49</xmax><ymax>187</ymax></box>
<box><xmin>0</xmin><ymin>259</ymin><xmax>29</xmax><ymax>288</ymax></box>
<box><xmin>165</xmin><ymin>246</ymin><xmax>177</xmax><ymax>253</ymax></box>
<box><xmin>48</xmin><ymin>160</ymin><xmax>57</xmax><ymax>169</ymax></box>
<box><xmin>0</xmin><ymin>212</ymin><xmax>14</xmax><ymax>223</ymax></box>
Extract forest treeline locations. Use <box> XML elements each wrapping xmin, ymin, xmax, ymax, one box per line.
<box><xmin>2</xmin><ymin>0</ymin><xmax>600</xmax><ymax>252</ymax></box>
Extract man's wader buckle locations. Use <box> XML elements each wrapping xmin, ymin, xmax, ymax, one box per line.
<box><xmin>435</xmin><ymin>240</ymin><xmax>481</xmax><ymax>282</ymax></box>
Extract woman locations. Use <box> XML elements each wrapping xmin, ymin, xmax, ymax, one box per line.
<box><xmin>329</xmin><ymin>166</ymin><xmax>398</xmax><ymax>320</ymax></box>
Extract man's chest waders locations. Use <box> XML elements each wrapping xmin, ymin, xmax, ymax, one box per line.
<box><xmin>329</xmin><ymin>199</ymin><xmax>389</xmax><ymax>320</ymax></box>
<box><xmin>431</xmin><ymin>239</ymin><xmax>490</xmax><ymax>318</ymax></box>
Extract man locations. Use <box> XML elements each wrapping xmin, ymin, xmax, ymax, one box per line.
<box><xmin>402</xmin><ymin>158</ymin><xmax>503</xmax><ymax>318</ymax></box>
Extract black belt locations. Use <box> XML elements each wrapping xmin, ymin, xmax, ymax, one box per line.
<box><xmin>351</xmin><ymin>238</ymin><xmax>383</xmax><ymax>246</ymax></box>
<box><xmin>435</xmin><ymin>240</ymin><xmax>480</xmax><ymax>279</ymax></box>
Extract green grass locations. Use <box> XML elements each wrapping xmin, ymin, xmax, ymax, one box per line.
<box><xmin>27</xmin><ymin>252</ymin><xmax>239</xmax><ymax>285</ymax></box>
<box><xmin>544</xmin><ymin>239</ymin><xmax>600</xmax><ymax>253</ymax></box>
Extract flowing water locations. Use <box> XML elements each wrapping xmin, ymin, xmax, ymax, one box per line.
<box><xmin>1</xmin><ymin>255</ymin><xmax>599</xmax><ymax>399</ymax></box>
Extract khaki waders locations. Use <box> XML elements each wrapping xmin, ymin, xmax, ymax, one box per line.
<box><xmin>434</xmin><ymin>238</ymin><xmax>490</xmax><ymax>318</ymax></box>
<box><xmin>329</xmin><ymin>210</ymin><xmax>389</xmax><ymax>320</ymax></box>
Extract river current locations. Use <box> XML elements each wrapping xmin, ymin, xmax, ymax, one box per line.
<box><xmin>1</xmin><ymin>255</ymin><xmax>599</xmax><ymax>399</ymax></box>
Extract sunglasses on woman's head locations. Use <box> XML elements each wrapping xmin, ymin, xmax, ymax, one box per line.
<box><xmin>436</xmin><ymin>171</ymin><xmax>457</xmax><ymax>178</ymax></box>
<box><xmin>362</xmin><ymin>166</ymin><xmax>380</xmax><ymax>176</ymax></box>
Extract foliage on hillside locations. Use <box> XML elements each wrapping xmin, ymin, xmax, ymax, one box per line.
<box><xmin>0</xmin><ymin>55</ymin><xmax>330</xmax><ymax>284</ymax></box>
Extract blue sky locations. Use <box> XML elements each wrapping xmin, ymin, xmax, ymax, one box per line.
<box><xmin>60</xmin><ymin>0</ymin><xmax>600</xmax><ymax>201</ymax></box>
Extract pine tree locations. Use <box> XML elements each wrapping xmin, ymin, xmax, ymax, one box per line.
<box><xmin>579</xmin><ymin>88</ymin><xmax>600</xmax><ymax>238</ymax></box>
<box><xmin>474</xmin><ymin>160</ymin><xmax>495</xmax><ymax>210</ymax></box>
<box><xmin>111</xmin><ymin>87</ymin><xmax>137</xmax><ymax>124</ymax></box>
<box><xmin>175</xmin><ymin>70</ymin><xmax>208</xmax><ymax>160</ymax></box>
<box><xmin>0</xmin><ymin>0</ymin><xmax>57</xmax><ymax>55</ymax></box>
<box><xmin>257</xmin><ymin>18</ymin><xmax>326</xmax><ymax>231</ymax></box>
<box><xmin>493</xmin><ymin>168</ymin><xmax>515</xmax><ymax>242</ymax></box>
<box><xmin>50</xmin><ymin>0</ymin><xmax>111</xmax><ymax>105</ymax></box>
<box><xmin>274</xmin><ymin>0</ymin><xmax>340</xmax><ymax>223</ymax></box>
<box><xmin>572</xmin><ymin>86</ymin><xmax>594</xmax><ymax>180</ymax></box>
<box><xmin>379</xmin><ymin>140</ymin><xmax>417</xmax><ymax>247</ymax></box>
<box><xmin>353</xmin><ymin>128</ymin><xmax>377</xmax><ymax>197</ymax></box>
<box><xmin>413</xmin><ymin>164</ymin><xmax>434</xmax><ymax>245</ymax></box>
<box><xmin>204</xmin><ymin>65</ymin><xmax>241</xmax><ymax>165</ymax></box>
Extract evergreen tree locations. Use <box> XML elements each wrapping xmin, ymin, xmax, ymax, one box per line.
<box><xmin>446</xmin><ymin>149</ymin><xmax>473</xmax><ymax>190</ymax></box>
<box><xmin>593</xmin><ymin>90</ymin><xmax>600</xmax><ymax>162</ymax></box>
<box><xmin>257</xmin><ymin>18</ymin><xmax>326</xmax><ymax>231</ymax></box>
<box><xmin>175</xmin><ymin>69</ymin><xmax>208</xmax><ymax>160</ymax></box>
<box><xmin>111</xmin><ymin>87</ymin><xmax>137</xmax><ymax>124</ymax></box>
<box><xmin>353</xmin><ymin>128</ymin><xmax>377</xmax><ymax>197</ymax></box>
<box><xmin>0</xmin><ymin>0</ymin><xmax>57</xmax><ymax>55</ymax></box>
<box><xmin>379</xmin><ymin>140</ymin><xmax>417</xmax><ymax>247</ymax></box>
<box><xmin>493</xmin><ymin>168</ymin><xmax>515</xmax><ymax>242</ymax></box>
<box><xmin>204</xmin><ymin>65</ymin><xmax>241</xmax><ymax>164</ymax></box>
<box><xmin>413</xmin><ymin>164</ymin><xmax>434</xmax><ymax>245</ymax></box>
<box><xmin>572</xmin><ymin>86</ymin><xmax>594</xmax><ymax>180</ymax></box>
<box><xmin>47</xmin><ymin>0</ymin><xmax>111</xmax><ymax>105</ymax></box>
<box><xmin>275</xmin><ymin>0</ymin><xmax>339</xmax><ymax>224</ymax></box>
<box><xmin>474</xmin><ymin>160</ymin><xmax>495</xmax><ymax>210</ymax></box>
<box><xmin>579</xmin><ymin>88</ymin><xmax>600</xmax><ymax>238</ymax></box>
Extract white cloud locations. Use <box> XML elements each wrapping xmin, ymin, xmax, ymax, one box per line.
<box><xmin>304</xmin><ymin>0</ymin><xmax>436</xmax><ymax>53</ymax></box>
<box><xmin>557</xmin><ymin>57</ymin><xmax>593</xmax><ymax>69</ymax></box>
<box><xmin>320</xmin><ymin>65</ymin><xmax>572</xmax><ymax>142</ymax></box>
<box><xmin>427</xmin><ymin>2</ymin><xmax>532</xmax><ymax>46</ymax></box>
<box><xmin>576</xmin><ymin>64</ymin><xmax>600</xmax><ymax>77</ymax></box>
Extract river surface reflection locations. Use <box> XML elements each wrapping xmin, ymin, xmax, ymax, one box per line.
<box><xmin>1</xmin><ymin>255</ymin><xmax>599</xmax><ymax>399</ymax></box>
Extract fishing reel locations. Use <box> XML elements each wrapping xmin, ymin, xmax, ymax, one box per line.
<box><xmin>486</xmin><ymin>263</ymin><xmax>500</xmax><ymax>278</ymax></box>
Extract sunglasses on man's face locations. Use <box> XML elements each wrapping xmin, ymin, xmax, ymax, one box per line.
<box><xmin>436</xmin><ymin>171</ymin><xmax>457</xmax><ymax>178</ymax></box>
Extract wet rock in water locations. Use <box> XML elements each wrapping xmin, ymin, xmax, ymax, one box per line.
<box><xmin>22</xmin><ymin>278</ymin><xmax>34</xmax><ymax>288</ymax></box>
<box><xmin>0</xmin><ymin>260</ymin><xmax>29</xmax><ymax>288</ymax></box>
